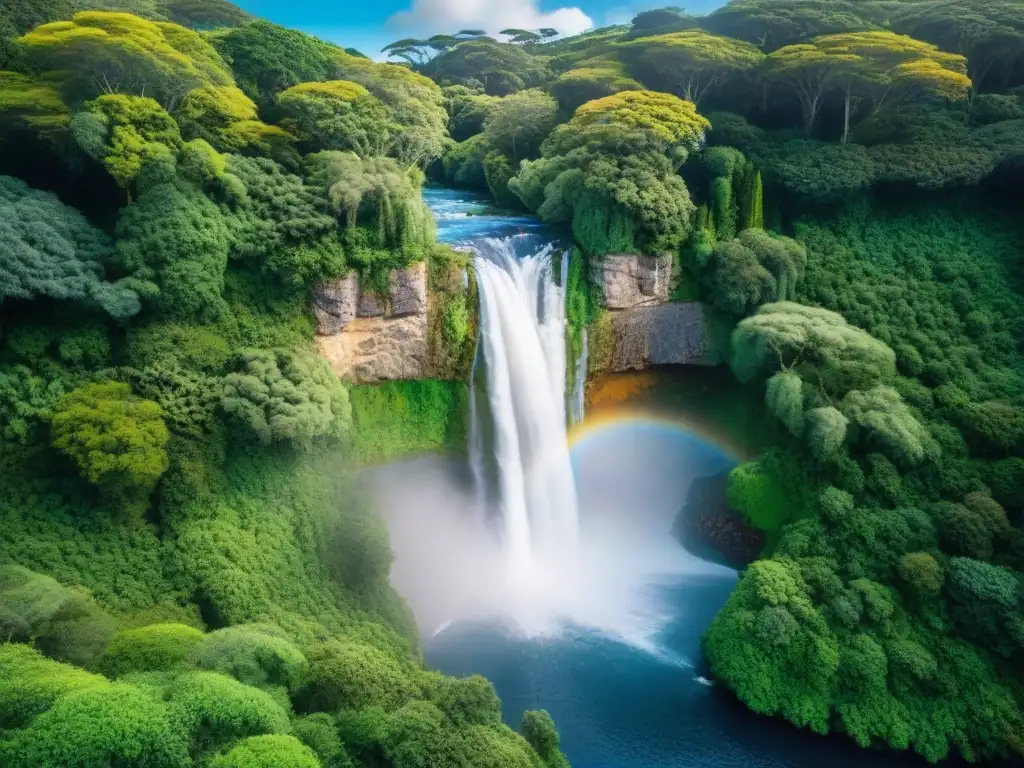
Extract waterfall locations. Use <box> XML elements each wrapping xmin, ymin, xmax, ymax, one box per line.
<box><xmin>471</xmin><ymin>236</ymin><xmax>579</xmax><ymax>570</ymax></box>
<box><xmin>570</xmin><ymin>328</ymin><xmax>588</xmax><ymax>425</ymax></box>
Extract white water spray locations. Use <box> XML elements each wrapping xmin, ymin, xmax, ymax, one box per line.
<box><xmin>471</xmin><ymin>236</ymin><xmax>579</xmax><ymax>569</ymax></box>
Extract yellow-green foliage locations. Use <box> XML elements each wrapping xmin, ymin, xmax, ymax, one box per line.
<box><xmin>349</xmin><ymin>380</ymin><xmax>469</xmax><ymax>464</ymax></box>
<box><xmin>550</xmin><ymin>63</ymin><xmax>643</xmax><ymax>114</ymax></box>
<box><xmin>0</xmin><ymin>644</ymin><xmax>108</xmax><ymax>730</ymax></box>
<box><xmin>99</xmin><ymin>623</ymin><xmax>204</xmax><ymax>677</ymax></box>
<box><xmin>18</xmin><ymin>11</ymin><xmax>231</xmax><ymax>108</ymax></box>
<box><xmin>49</xmin><ymin>381</ymin><xmax>170</xmax><ymax>493</ymax></box>
<box><xmin>0</xmin><ymin>71</ymin><xmax>68</xmax><ymax>135</ymax></box>
<box><xmin>176</xmin><ymin>84</ymin><xmax>292</xmax><ymax>157</ymax></box>
<box><xmin>77</xmin><ymin>93</ymin><xmax>182</xmax><ymax>189</ymax></box>
<box><xmin>277</xmin><ymin>80</ymin><xmax>393</xmax><ymax>157</ymax></box>
<box><xmin>210</xmin><ymin>734</ymin><xmax>321</xmax><ymax>768</ymax></box>
<box><xmin>620</xmin><ymin>29</ymin><xmax>764</xmax><ymax>104</ymax></box>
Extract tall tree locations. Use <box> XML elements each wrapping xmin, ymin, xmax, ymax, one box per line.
<box><xmin>18</xmin><ymin>11</ymin><xmax>232</xmax><ymax>110</ymax></box>
<box><xmin>482</xmin><ymin>89</ymin><xmax>559</xmax><ymax>164</ymax></box>
<box><xmin>620</xmin><ymin>30</ymin><xmax>764</xmax><ymax>106</ymax></box>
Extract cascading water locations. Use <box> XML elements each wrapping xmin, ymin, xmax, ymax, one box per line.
<box><xmin>471</xmin><ymin>236</ymin><xmax>579</xmax><ymax>569</ymax></box>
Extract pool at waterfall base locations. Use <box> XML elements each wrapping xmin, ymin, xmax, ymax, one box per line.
<box><xmin>369</xmin><ymin>188</ymin><xmax>932</xmax><ymax>768</ymax></box>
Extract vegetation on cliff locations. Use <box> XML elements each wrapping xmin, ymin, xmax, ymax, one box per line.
<box><xmin>0</xmin><ymin>3</ymin><xmax>566</xmax><ymax>767</ymax></box>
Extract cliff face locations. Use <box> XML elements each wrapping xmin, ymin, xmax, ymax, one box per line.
<box><xmin>315</xmin><ymin>263</ymin><xmax>430</xmax><ymax>383</ymax></box>
<box><xmin>589</xmin><ymin>253</ymin><xmax>712</xmax><ymax>374</ymax></box>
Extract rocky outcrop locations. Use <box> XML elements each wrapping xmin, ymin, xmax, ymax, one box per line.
<box><xmin>673</xmin><ymin>473</ymin><xmax>765</xmax><ymax>568</ymax></box>
<box><xmin>315</xmin><ymin>262</ymin><xmax>430</xmax><ymax>383</ymax></box>
<box><xmin>602</xmin><ymin>301</ymin><xmax>707</xmax><ymax>372</ymax></box>
<box><xmin>592</xmin><ymin>253</ymin><xmax>673</xmax><ymax>310</ymax></box>
<box><xmin>587</xmin><ymin>252</ymin><xmax>712</xmax><ymax>374</ymax></box>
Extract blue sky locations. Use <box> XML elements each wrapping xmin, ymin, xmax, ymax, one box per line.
<box><xmin>232</xmin><ymin>0</ymin><xmax>726</xmax><ymax>59</ymax></box>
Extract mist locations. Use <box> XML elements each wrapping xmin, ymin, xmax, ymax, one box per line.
<box><xmin>366</xmin><ymin>421</ymin><xmax>738</xmax><ymax>652</ymax></box>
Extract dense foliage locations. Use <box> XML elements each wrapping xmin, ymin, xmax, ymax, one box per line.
<box><xmin>3</xmin><ymin>1</ymin><xmax>1024</xmax><ymax>765</ymax></box>
<box><xmin>417</xmin><ymin>4</ymin><xmax>1024</xmax><ymax>764</ymax></box>
<box><xmin>0</xmin><ymin>4</ymin><xmax>567</xmax><ymax>768</ymax></box>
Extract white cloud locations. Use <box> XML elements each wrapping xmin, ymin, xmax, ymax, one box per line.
<box><xmin>388</xmin><ymin>0</ymin><xmax>593</xmax><ymax>39</ymax></box>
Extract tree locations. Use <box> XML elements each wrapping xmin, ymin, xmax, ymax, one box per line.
<box><xmin>521</xmin><ymin>710</ymin><xmax>569</xmax><ymax>768</ymax></box>
<box><xmin>0</xmin><ymin>566</ymin><xmax>114</xmax><ymax>667</ymax></box>
<box><xmin>100</xmin><ymin>622</ymin><xmax>204</xmax><ymax>677</ymax></box>
<box><xmin>764</xmin><ymin>31</ymin><xmax>971</xmax><ymax>140</ymax></box>
<box><xmin>482</xmin><ymin>89</ymin><xmax>559</xmax><ymax>164</ymax></box>
<box><xmin>331</xmin><ymin>53</ymin><xmax>449</xmax><ymax>168</ymax></box>
<box><xmin>629</xmin><ymin>7</ymin><xmax>699</xmax><ymax>37</ymax></box>
<box><xmin>730</xmin><ymin>302</ymin><xmax>896</xmax><ymax>394</ymax></box>
<box><xmin>812</xmin><ymin>31</ymin><xmax>972</xmax><ymax>143</ymax></box>
<box><xmin>18</xmin><ymin>11</ymin><xmax>231</xmax><ymax>109</ymax></box>
<box><xmin>0</xmin><ymin>71</ymin><xmax>68</xmax><ymax>138</ymax></box>
<box><xmin>1</xmin><ymin>682</ymin><xmax>190</xmax><ymax>768</ymax></box>
<box><xmin>805</xmin><ymin>406</ymin><xmax>848</xmax><ymax>460</ymax></box>
<box><xmin>74</xmin><ymin>94</ymin><xmax>182</xmax><ymax>195</ymax></box>
<box><xmin>762</xmin><ymin>41</ymin><xmax>858</xmax><ymax>135</ymax></box>
<box><xmin>292</xmin><ymin>713</ymin><xmax>352</xmax><ymax>768</ymax></box>
<box><xmin>422</xmin><ymin>40</ymin><xmax>551</xmax><ymax>96</ymax></box>
<box><xmin>620</xmin><ymin>30</ymin><xmax>764</xmax><ymax>105</ymax></box>
<box><xmin>49</xmin><ymin>382</ymin><xmax>170</xmax><ymax>496</ymax></box>
<box><xmin>946</xmin><ymin>557</ymin><xmax>1022</xmax><ymax>657</ymax></box>
<box><xmin>0</xmin><ymin>644</ymin><xmax>109</xmax><ymax>731</ymax></box>
<box><xmin>702</xmin><ymin>238</ymin><xmax>776</xmax><ymax>316</ymax></box>
<box><xmin>177</xmin><ymin>84</ymin><xmax>293</xmax><ymax>158</ymax></box>
<box><xmin>115</xmin><ymin>177</ymin><xmax>230</xmax><ymax>319</ymax></box>
<box><xmin>299</xmin><ymin>640</ymin><xmax>417</xmax><ymax>713</ymax></box>
<box><xmin>166</xmin><ymin>671</ymin><xmax>291</xmax><ymax>755</ymax></box>
<box><xmin>549</xmin><ymin>63</ymin><xmax>642</xmax><ymax>114</ymax></box>
<box><xmin>511</xmin><ymin>91</ymin><xmax>708</xmax><ymax>255</ymax></box>
<box><xmin>220</xmin><ymin>349</ymin><xmax>351</xmax><ymax>446</ymax></box>
<box><xmin>158</xmin><ymin>0</ymin><xmax>252</xmax><ymax>30</ymax></box>
<box><xmin>841</xmin><ymin>386</ymin><xmax>937</xmax><ymax>466</ymax></box>
<box><xmin>0</xmin><ymin>175</ymin><xmax>139</xmax><ymax>318</ymax></box>
<box><xmin>190</xmin><ymin>624</ymin><xmax>308</xmax><ymax>694</ymax></box>
<box><xmin>890</xmin><ymin>0</ymin><xmax>1024</xmax><ymax>91</ymax></box>
<box><xmin>443</xmin><ymin>85</ymin><xmax>499</xmax><ymax>141</ymax></box>
<box><xmin>705</xmin><ymin>0</ymin><xmax>878</xmax><ymax>51</ymax></box>
<box><xmin>306</xmin><ymin>151</ymin><xmax>433</xmax><ymax>251</ymax></box>
<box><xmin>209</xmin><ymin>20</ymin><xmax>334</xmax><ymax>106</ymax></box>
<box><xmin>276</xmin><ymin>80</ymin><xmax>394</xmax><ymax>156</ymax></box>
<box><xmin>501</xmin><ymin>28</ymin><xmax>542</xmax><ymax>45</ymax></box>
<box><xmin>897</xmin><ymin>552</ymin><xmax>943</xmax><ymax>602</ymax></box>
<box><xmin>210</xmin><ymin>735</ymin><xmax>321</xmax><ymax>768</ymax></box>
<box><xmin>766</xmin><ymin>371</ymin><xmax>805</xmax><ymax>436</ymax></box>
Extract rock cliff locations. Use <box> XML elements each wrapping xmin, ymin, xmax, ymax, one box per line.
<box><xmin>589</xmin><ymin>253</ymin><xmax>712</xmax><ymax>374</ymax></box>
<box><xmin>315</xmin><ymin>262</ymin><xmax>430</xmax><ymax>383</ymax></box>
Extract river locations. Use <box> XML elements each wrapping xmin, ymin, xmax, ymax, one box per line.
<box><xmin>369</xmin><ymin>187</ymin><xmax>931</xmax><ymax>768</ymax></box>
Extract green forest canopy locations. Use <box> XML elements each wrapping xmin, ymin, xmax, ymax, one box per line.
<box><xmin>0</xmin><ymin>0</ymin><xmax>1022</xmax><ymax>765</ymax></box>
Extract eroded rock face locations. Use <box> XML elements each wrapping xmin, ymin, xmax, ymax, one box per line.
<box><xmin>592</xmin><ymin>253</ymin><xmax>673</xmax><ymax>310</ymax></box>
<box><xmin>314</xmin><ymin>262</ymin><xmax>430</xmax><ymax>383</ymax></box>
<box><xmin>312</xmin><ymin>273</ymin><xmax>358</xmax><ymax>335</ymax></box>
<box><xmin>591</xmin><ymin>302</ymin><xmax>710</xmax><ymax>375</ymax></box>
<box><xmin>606</xmin><ymin>302</ymin><xmax>707</xmax><ymax>372</ymax></box>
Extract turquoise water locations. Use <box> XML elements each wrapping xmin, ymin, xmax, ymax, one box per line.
<box><xmin>422</xmin><ymin>421</ymin><xmax>924</xmax><ymax>768</ymax></box>
<box><xmin>405</xmin><ymin>188</ymin><xmax>929</xmax><ymax>768</ymax></box>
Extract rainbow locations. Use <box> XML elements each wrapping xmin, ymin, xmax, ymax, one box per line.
<box><xmin>568</xmin><ymin>406</ymin><xmax>753</xmax><ymax>462</ymax></box>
